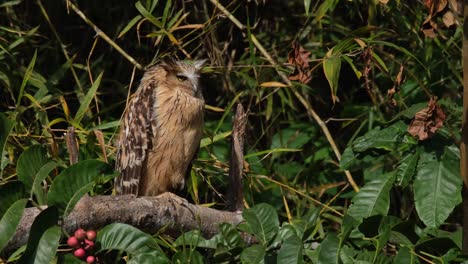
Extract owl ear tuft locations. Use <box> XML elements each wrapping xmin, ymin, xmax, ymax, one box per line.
<box><xmin>193</xmin><ymin>59</ymin><xmax>207</xmax><ymax>71</ymax></box>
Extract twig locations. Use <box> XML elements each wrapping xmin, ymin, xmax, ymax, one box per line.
<box><xmin>66</xmin><ymin>1</ymin><xmax>143</xmax><ymax>71</ymax></box>
<box><xmin>209</xmin><ymin>0</ymin><xmax>359</xmax><ymax>192</ymax></box>
<box><xmin>227</xmin><ymin>104</ymin><xmax>247</xmax><ymax>212</ymax></box>
<box><xmin>36</xmin><ymin>0</ymin><xmax>84</xmax><ymax>95</ymax></box>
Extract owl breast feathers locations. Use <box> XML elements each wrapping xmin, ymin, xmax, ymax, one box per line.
<box><xmin>115</xmin><ymin>60</ymin><xmax>205</xmax><ymax>196</ymax></box>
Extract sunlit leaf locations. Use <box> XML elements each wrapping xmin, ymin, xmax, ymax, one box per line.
<box><xmin>323</xmin><ymin>48</ymin><xmax>341</xmax><ymax>104</ymax></box>
<box><xmin>0</xmin><ymin>199</ymin><xmax>27</xmax><ymax>252</ymax></box>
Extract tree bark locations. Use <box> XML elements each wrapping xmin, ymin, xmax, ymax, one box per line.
<box><xmin>4</xmin><ymin>193</ymin><xmax>245</xmax><ymax>254</ymax></box>
<box><xmin>462</xmin><ymin>0</ymin><xmax>468</xmax><ymax>254</ymax></box>
<box><xmin>227</xmin><ymin>103</ymin><xmax>247</xmax><ymax>212</ymax></box>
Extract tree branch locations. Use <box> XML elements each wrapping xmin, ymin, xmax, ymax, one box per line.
<box><xmin>4</xmin><ymin>193</ymin><xmax>245</xmax><ymax>253</ymax></box>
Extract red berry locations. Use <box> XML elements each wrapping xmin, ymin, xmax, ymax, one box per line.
<box><xmin>67</xmin><ymin>236</ymin><xmax>80</xmax><ymax>248</ymax></box>
<box><xmin>84</xmin><ymin>239</ymin><xmax>95</xmax><ymax>250</ymax></box>
<box><xmin>86</xmin><ymin>255</ymin><xmax>95</xmax><ymax>263</ymax></box>
<box><xmin>73</xmin><ymin>248</ymin><xmax>86</xmax><ymax>258</ymax></box>
<box><xmin>86</xmin><ymin>230</ymin><xmax>97</xmax><ymax>241</ymax></box>
<box><xmin>74</xmin><ymin>228</ymin><xmax>86</xmax><ymax>241</ymax></box>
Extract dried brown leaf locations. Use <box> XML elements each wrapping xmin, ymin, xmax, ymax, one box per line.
<box><xmin>442</xmin><ymin>10</ymin><xmax>456</xmax><ymax>27</ymax></box>
<box><xmin>407</xmin><ymin>96</ymin><xmax>446</xmax><ymax>141</ymax></box>
<box><xmin>288</xmin><ymin>42</ymin><xmax>313</xmax><ymax>84</ymax></box>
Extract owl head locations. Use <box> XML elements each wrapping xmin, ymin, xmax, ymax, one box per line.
<box><xmin>157</xmin><ymin>59</ymin><xmax>206</xmax><ymax>97</ymax></box>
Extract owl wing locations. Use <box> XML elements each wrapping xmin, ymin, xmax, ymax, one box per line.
<box><xmin>115</xmin><ymin>82</ymin><xmax>156</xmax><ymax>195</ymax></box>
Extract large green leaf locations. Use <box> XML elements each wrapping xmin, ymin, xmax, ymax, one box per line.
<box><xmin>97</xmin><ymin>223</ymin><xmax>168</xmax><ymax>262</ymax></box>
<box><xmin>242</xmin><ymin>203</ymin><xmax>279</xmax><ymax>245</ymax></box>
<box><xmin>47</xmin><ymin>160</ymin><xmax>111</xmax><ymax>216</ymax></box>
<box><xmin>240</xmin><ymin>244</ymin><xmax>265</xmax><ymax>264</ymax></box>
<box><xmin>414</xmin><ymin>149</ymin><xmax>462</xmax><ymax>228</ymax></box>
<box><xmin>277</xmin><ymin>225</ymin><xmax>303</xmax><ymax>264</ymax></box>
<box><xmin>323</xmin><ymin>48</ymin><xmax>341</xmax><ymax>103</ymax></box>
<box><xmin>352</xmin><ymin>122</ymin><xmax>415</xmax><ymax>153</ymax></box>
<box><xmin>0</xmin><ymin>181</ymin><xmax>27</xmax><ymax>217</ymax></box>
<box><xmin>317</xmin><ymin>232</ymin><xmax>340</xmax><ymax>264</ymax></box>
<box><xmin>16</xmin><ymin>145</ymin><xmax>58</xmax><ymax>204</ymax></box>
<box><xmin>395</xmin><ymin>150</ymin><xmax>419</xmax><ymax>187</ymax></box>
<box><xmin>19</xmin><ymin>206</ymin><xmax>60</xmax><ymax>264</ymax></box>
<box><xmin>0</xmin><ymin>199</ymin><xmax>27</xmax><ymax>252</ymax></box>
<box><xmin>346</xmin><ymin>173</ymin><xmax>395</xmax><ymax>222</ymax></box>
<box><xmin>0</xmin><ymin>112</ymin><xmax>14</xmax><ymax>176</ymax></box>
<box><xmin>16</xmin><ymin>145</ymin><xmax>49</xmax><ymax>190</ymax></box>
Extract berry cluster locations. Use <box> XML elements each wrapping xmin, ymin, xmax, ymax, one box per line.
<box><xmin>67</xmin><ymin>228</ymin><xmax>97</xmax><ymax>263</ymax></box>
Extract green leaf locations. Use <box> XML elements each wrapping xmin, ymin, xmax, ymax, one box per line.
<box><xmin>396</xmin><ymin>150</ymin><xmax>419</xmax><ymax>187</ymax></box>
<box><xmin>277</xmin><ymin>229</ymin><xmax>303</xmax><ymax>264</ymax></box>
<box><xmin>31</xmin><ymin>161</ymin><xmax>58</xmax><ymax>205</ymax></box>
<box><xmin>73</xmin><ymin>72</ymin><xmax>103</xmax><ymax>124</ymax></box>
<box><xmin>0</xmin><ymin>112</ymin><xmax>14</xmax><ymax>176</ymax></box>
<box><xmin>347</xmin><ymin>174</ymin><xmax>395</xmax><ymax>222</ymax></box>
<box><xmin>414</xmin><ymin>149</ymin><xmax>462</xmax><ymax>228</ymax></box>
<box><xmin>97</xmin><ymin>223</ymin><xmax>167</xmax><ymax>262</ymax></box>
<box><xmin>394</xmin><ymin>247</ymin><xmax>418</xmax><ymax>264</ymax></box>
<box><xmin>16</xmin><ymin>145</ymin><xmax>48</xmax><ymax>190</ymax></box>
<box><xmin>97</xmin><ymin>223</ymin><xmax>160</xmax><ymax>251</ymax></box>
<box><xmin>242</xmin><ymin>203</ymin><xmax>279</xmax><ymax>245</ymax></box>
<box><xmin>135</xmin><ymin>1</ymin><xmax>163</xmax><ymax>28</ymax></box>
<box><xmin>317</xmin><ymin>232</ymin><xmax>340</xmax><ymax>264</ymax></box>
<box><xmin>323</xmin><ymin>48</ymin><xmax>341</xmax><ymax>103</ymax></box>
<box><xmin>172</xmin><ymin>250</ymin><xmax>204</xmax><ymax>264</ymax></box>
<box><xmin>174</xmin><ymin>230</ymin><xmax>217</xmax><ymax>249</ymax></box>
<box><xmin>0</xmin><ymin>199</ymin><xmax>27</xmax><ymax>252</ymax></box>
<box><xmin>0</xmin><ymin>181</ymin><xmax>27</xmax><ymax>217</ymax></box>
<box><xmin>16</xmin><ymin>49</ymin><xmax>37</xmax><ymax>108</ymax></box>
<box><xmin>304</xmin><ymin>0</ymin><xmax>311</xmax><ymax>16</ymax></box>
<box><xmin>47</xmin><ymin>160</ymin><xmax>111</xmax><ymax>216</ymax></box>
<box><xmin>352</xmin><ymin>122</ymin><xmax>413</xmax><ymax>152</ymax></box>
<box><xmin>241</xmin><ymin>244</ymin><xmax>266</xmax><ymax>264</ymax></box>
<box><xmin>19</xmin><ymin>206</ymin><xmax>60</xmax><ymax>264</ymax></box>
<box><xmin>118</xmin><ymin>15</ymin><xmax>142</xmax><ymax>38</ymax></box>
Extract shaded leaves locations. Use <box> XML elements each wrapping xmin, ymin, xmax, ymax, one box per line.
<box><xmin>407</xmin><ymin>97</ymin><xmax>446</xmax><ymax>141</ymax></box>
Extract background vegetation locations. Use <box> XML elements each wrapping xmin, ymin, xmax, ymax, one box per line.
<box><xmin>0</xmin><ymin>0</ymin><xmax>465</xmax><ymax>263</ymax></box>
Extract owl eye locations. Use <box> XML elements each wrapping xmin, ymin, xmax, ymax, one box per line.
<box><xmin>176</xmin><ymin>74</ymin><xmax>188</xmax><ymax>82</ymax></box>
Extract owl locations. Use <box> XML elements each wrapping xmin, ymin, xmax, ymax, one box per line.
<box><xmin>115</xmin><ymin>60</ymin><xmax>205</xmax><ymax>196</ymax></box>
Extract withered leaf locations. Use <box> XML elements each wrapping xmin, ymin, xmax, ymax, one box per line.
<box><xmin>407</xmin><ymin>96</ymin><xmax>446</xmax><ymax>141</ymax></box>
<box><xmin>288</xmin><ymin>42</ymin><xmax>313</xmax><ymax>84</ymax></box>
<box><xmin>387</xmin><ymin>64</ymin><xmax>405</xmax><ymax>107</ymax></box>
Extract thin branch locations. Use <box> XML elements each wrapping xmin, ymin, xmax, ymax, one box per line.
<box><xmin>66</xmin><ymin>1</ymin><xmax>143</xmax><ymax>71</ymax></box>
<box><xmin>208</xmin><ymin>0</ymin><xmax>359</xmax><ymax>192</ymax></box>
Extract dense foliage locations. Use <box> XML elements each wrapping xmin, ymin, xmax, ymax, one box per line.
<box><xmin>0</xmin><ymin>0</ymin><xmax>465</xmax><ymax>263</ymax></box>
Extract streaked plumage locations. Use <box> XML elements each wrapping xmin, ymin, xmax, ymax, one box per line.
<box><xmin>115</xmin><ymin>60</ymin><xmax>205</xmax><ymax>196</ymax></box>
